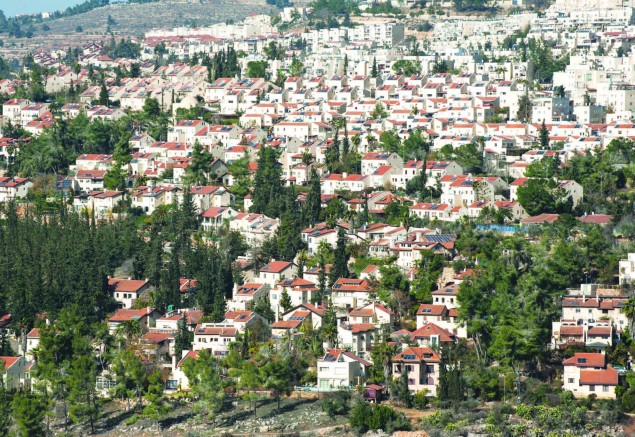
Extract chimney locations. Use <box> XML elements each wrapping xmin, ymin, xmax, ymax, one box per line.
<box><xmin>342</xmin><ymin>172</ymin><xmax>348</xmax><ymax>178</ymax></box>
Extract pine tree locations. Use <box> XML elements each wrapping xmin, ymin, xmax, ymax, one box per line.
<box><xmin>0</xmin><ymin>367</ymin><xmax>12</xmax><ymax>435</ymax></box>
<box><xmin>186</xmin><ymin>140</ymin><xmax>213</xmax><ymax>185</ymax></box>
<box><xmin>303</xmin><ymin>167</ymin><xmax>322</xmax><ymax>226</ymax></box>
<box><xmin>112</xmin><ymin>348</ymin><xmax>146</xmax><ymax>411</ymax></box>
<box><xmin>239</xmin><ymin>361</ymin><xmax>262</xmax><ymax>417</ymax></box>
<box><xmin>329</xmin><ymin>227</ymin><xmax>350</xmax><ymax>286</ymax></box>
<box><xmin>183</xmin><ymin>351</ymin><xmax>225</xmax><ymax>425</ymax></box>
<box><xmin>68</xmin><ymin>339</ymin><xmax>100</xmax><ymax>434</ymax></box>
<box><xmin>104</xmin><ymin>131</ymin><xmax>132</xmax><ymax>191</ymax></box>
<box><xmin>12</xmin><ymin>393</ymin><xmax>46</xmax><ymax>437</ymax></box>
<box><xmin>371</xmin><ymin>57</ymin><xmax>378</xmax><ymax>78</ymax></box>
<box><xmin>143</xmin><ymin>369</ymin><xmax>169</xmax><ymax>426</ymax></box>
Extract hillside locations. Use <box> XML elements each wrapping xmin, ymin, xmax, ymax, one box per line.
<box><xmin>0</xmin><ymin>0</ymin><xmax>275</xmax><ymax>59</ymax></box>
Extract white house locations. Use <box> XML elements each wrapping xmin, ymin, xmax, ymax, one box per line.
<box><xmin>317</xmin><ymin>349</ymin><xmax>371</xmax><ymax>390</ymax></box>
<box><xmin>562</xmin><ymin>353</ymin><xmax>618</xmax><ymax>399</ymax></box>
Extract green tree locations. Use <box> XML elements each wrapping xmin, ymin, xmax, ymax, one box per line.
<box><xmin>279</xmin><ymin>288</ymin><xmax>292</xmax><ymax>314</ymax></box>
<box><xmin>517</xmin><ymin>94</ymin><xmax>532</xmax><ymax>123</ymax></box>
<box><xmin>12</xmin><ymin>393</ymin><xmax>45</xmax><ymax>437</ymax></box>
<box><xmin>253</xmin><ymin>295</ymin><xmax>275</xmax><ymax>323</ymax></box>
<box><xmin>186</xmin><ymin>140</ymin><xmax>213</xmax><ymax>185</ymax></box>
<box><xmin>143</xmin><ymin>97</ymin><xmax>161</xmax><ymax>117</ymax></box>
<box><xmin>67</xmin><ymin>338</ymin><xmax>100</xmax><ymax>433</ymax></box>
<box><xmin>277</xmin><ymin>190</ymin><xmax>305</xmax><ymax>261</ymax></box>
<box><xmin>98</xmin><ymin>83</ymin><xmax>109</xmax><ymax>106</ymax></box>
<box><xmin>239</xmin><ymin>360</ymin><xmax>262</xmax><ymax>417</ymax></box>
<box><xmin>329</xmin><ymin>227</ymin><xmax>350</xmax><ymax>285</ymax></box>
<box><xmin>183</xmin><ymin>350</ymin><xmax>225</xmax><ymax>424</ymax></box>
<box><xmin>174</xmin><ymin>318</ymin><xmax>194</xmax><ymax>358</ymax></box>
<box><xmin>411</xmin><ymin>251</ymin><xmax>443</xmax><ymax>301</ymax></box>
<box><xmin>250</xmin><ymin>145</ymin><xmax>285</xmax><ymax>218</ymax></box>
<box><xmin>624</xmin><ymin>297</ymin><xmax>635</xmax><ymax>334</ymax></box>
<box><xmin>539</xmin><ymin>120</ymin><xmax>549</xmax><ymax>149</ymax></box>
<box><xmin>247</xmin><ymin>61</ymin><xmax>268</xmax><ymax>79</ymax></box>
<box><xmin>104</xmin><ymin>131</ymin><xmax>132</xmax><ymax>191</ymax></box>
<box><xmin>380</xmin><ymin>130</ymin><xmax>401</xmax><ymax>154</ymax></box>
<box><xmin>391</xmin><ymin>366</ymin><xmax>413</xmax><ymax>408</ymax></box>
<box><xmin>432</xmin><ymin>60</ymin><xmax>448</xmax><ymax>74</ymax></box>
<box><xmin>143</xmin><ymin>369</ymin><xmax>169</xmax><ymax>424</ymax></box>
<box><xmin>303</xmin><ymin>167</ymin><xmax>322</xmax><ymax>226</ymax></box>
<box><xmin>0</xmin><ymin>363</ymin><xmax>11</xmax><ymax>436</ymax></box>
<box><xmin>261</xmin><ymin>359</ymin><xmax>291</xmax><ymax>410</ymax></box>
<box><xmin>111</xmin><ymin>348</ymin><xmax>147</xmax><ymax>411</ymax></box>
<box><xmin>289</xmin><ymin>57</ymin><xmax>304</xmax><ymax>76</ymax></box>
<box><xmin>392</xmin><ymin>60</ymin><xmax>419</xmax><ymax>76</ymax></box>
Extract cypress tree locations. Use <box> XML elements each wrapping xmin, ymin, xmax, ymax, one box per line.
<box><xmin>277</xmin><ymin>190</ymin><xmax>304</xmax><ymax>261</ymax></box>
<box><xmin>279</xmin><ymin>288</ymin><xmax>292</xmax><ymax>314</ymax></box>
<box><xmin>155</xmin><ymin>245</ymin><xmax>181</xmax><ymax>313</ymax></box>
<box><xmin>174</xmin><ymin>318</ymin><xmax>193</xmax><ymax>357</ymax></box>
<box><xmin>98</xmin><ymin>83</ymin><xmax>109</xmax><ymax>106</ymax></box>
<box><xmin>539</xmin><ymin>120</ymin><xmax>550</xmax><ymax>149</ymax></box>
<box><xmin>329</xmin><ymin>227</ymin><xmax>350</xmax><ymax>286</ymax></box>
<box><xmin>250</xmin><ymin>145</ymin><xmax>285</xmax><ymax>218</ymax></box>
<box><xmin>303</xmin><ymin>167</ymin><xmax>322</xmax><ymax>226</ymax></box>
<box><xmin>253</xmin><ymin>295</ymin><xmax>275</xmax><ymax>322</ymax></box>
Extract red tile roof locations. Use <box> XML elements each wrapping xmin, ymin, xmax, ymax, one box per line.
<box><xmin>340</xmin><ymin>323</ymin><xmax>376</xmax><ymax>333</ymax></box>
<box><xmin>416</xmin><ymin>304</ymin><xmax>447</xmax><ymax>316</ymax></box>
<box><xmin>142</xmin><ymin>332</ymin><xmax>174</xmax><ymax>344</ymax></box>
<box><xmin>563</xmin><ymin>353</ymin><xmax>605</xmax><ymax>368</ymax></box>
<box><xmin>108</xmin><ymin>278</ymin><xmax>149</xmax><ymax>293</ymax></box>
<box><xmin>580</xmin><ymin>366</ymin><xmax>618</xmax><ymax>385</ymax></box>
<box><xmin>332</xmin><ymin>278</ymin><xmax>373</xmax><ymax>292</ymax></box>
<box><xmin>260</xmin><ymin>261</ymin><xmax>294</xmax><ymax>273</ymax></box>
<box><xmin>0</xmin><ymin>356</ymin><xmax>19</xmax><ymax>369</ymax></box>
<box><xmin>108</xmin><ymin>308</ymin><xmax>157</xmax><ymax>323</ymax></box>
<box><xmin>393</xmin><ymin>347</ymin><xmax>441</xmax><ymax>363</ymax></box>
<box><xmin>410</xmin><ymin>322</ymin><xmax>455</xmax><ymax>343</ymax></box>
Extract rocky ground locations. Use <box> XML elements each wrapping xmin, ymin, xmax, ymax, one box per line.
<box><xmin>59</xmin><ymin>396</ymin><xmax>350</xmax><ymax>436</ymax></box>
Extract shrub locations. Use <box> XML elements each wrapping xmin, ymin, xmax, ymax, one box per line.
<box><xmin>321</xmin><ymin>391</ymin><xmax>350</xmax><ymax>419</ymax></box>
<box><xmin>349</xmin><ymin>399</ymin><xmax>410</xmax><ymax>433</ymax></box>
<box><xmin>413</xmin><ymin>390</ymin><xmax>429</xmax><ymax>410</ymax></box>
<box><xmin>421</xmin><ymin>410</ymin><xmax>453</xmax><ymax>429</ymax></box>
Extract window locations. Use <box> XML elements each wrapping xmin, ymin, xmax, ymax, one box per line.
<box><xmin>590</xmin><ymin>385</ymin><xmax>595</xmax><ymax>392</ymax></box>
<box><xmin>603</xmin><ymin>386</ymin><xmax>609</xmax><ymax>392</ymax></box>
<box><xmin>568</xmin><ymin>378</ymin><xmax>574</xmax><ymax>384</ymax></box>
